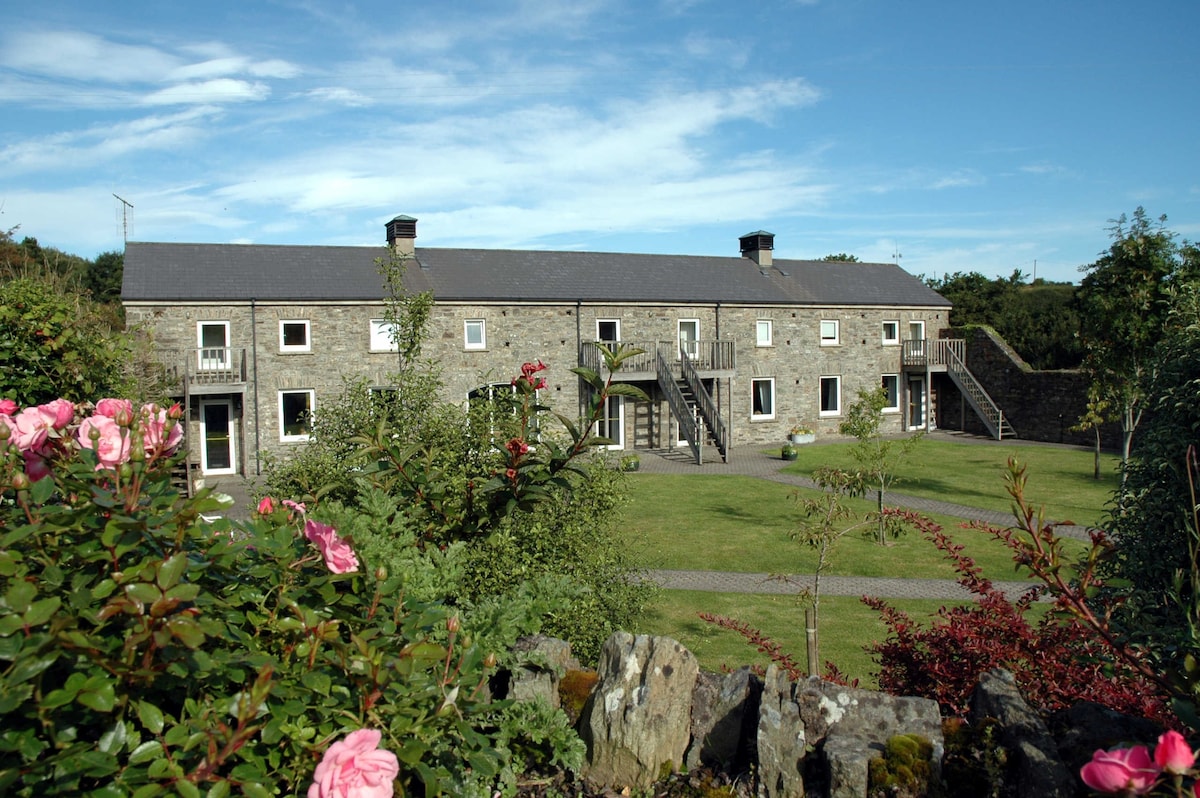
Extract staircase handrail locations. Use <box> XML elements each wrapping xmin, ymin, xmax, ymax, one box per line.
<box><xmin>680</xmin><ymin>347</ymin><xmax>728</xmax><ymax>462</ymax></box>
<box><xmin>943</xmin><ymin>344</ymin><xmax>1013</xmax><ymax>439</ymax></box>
<box><xmin>656</xmin><ymin>349</ymin><xmax>701</xmax><ymax>464</ymax></box>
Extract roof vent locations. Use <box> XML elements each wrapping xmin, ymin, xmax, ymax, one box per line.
<box><xmin>739</xmin><ymin>230</ymin><xmax>774</xmax><ymax>267</ymax></box>
<box><xmin>386</xmin><ymin>215</ymin><xmax>417</xmax><ymax>256</ymax></box>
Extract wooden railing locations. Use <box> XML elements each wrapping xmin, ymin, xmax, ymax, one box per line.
<box><xmin>901</xmin><ymin>338</ymin><xmax>965</xmax><ymax>368</ymax></box>
<box><xmin>161</xmin><ymin>348</ymin><xmax>249</xmax><ymax>390</ymax></box>
<box><xmin>580</xmin><ymin>339</ymin><xmax>735</xmax><ymax>375</ymax></box>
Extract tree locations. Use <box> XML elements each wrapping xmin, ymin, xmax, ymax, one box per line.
<box><xmin>838</xmin><ymin>386</ymin><xmax>923</xmax><ymax>545</ymax></box>
<box><xmin>821</xmin><ymin>253</ymin><xmax>860</xmax><ymax>262</ymax></box>
<box><xmin>84</xmin><ymin>250</ymin><xmax>124</xmax><ymax>303</ymax></box>
<box><xmin>0</xmin><ymin>276</ymin><xmax>132</xmax><ymax>403</ymax></box>
<box><xmin>1075</xmin><ymin>208</ymin><xmax>1198</xmax><ymax>482</ymax></box>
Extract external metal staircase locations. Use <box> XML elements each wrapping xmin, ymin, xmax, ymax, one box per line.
<box><xmin>655</xmin><ymin>348</ymin><xmax>728</xmax><ymax>465</ymax></box>
<box><xmin>944</xmin><ymin>345</ymin><xmax>1016</xmax><ymax>440</ymax></box>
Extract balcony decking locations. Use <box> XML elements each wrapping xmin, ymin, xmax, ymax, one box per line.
<box><xmin>901</xmin><ymin>338</ymin><xmax>962</xmax><ymax>371</ymax></box>
<box><xmin>163</xmin><ymin>348</ymin><xmax>249</xmax><ymax>395</ymax></box>
<box><xmin>579</xmin><ymin>339</ymin><xmax>736</xmax><ymax>380</ymax></box>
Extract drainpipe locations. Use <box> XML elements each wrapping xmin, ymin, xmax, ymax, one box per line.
<box><xmin>575</xmin><ymin>299</ymin><xmax>583</xmax><ymax>418</ymax></box>
<box><xmin>251</xmin><ymin>298</ymin><xmax>261</xmax><ymax>475</ymax></box>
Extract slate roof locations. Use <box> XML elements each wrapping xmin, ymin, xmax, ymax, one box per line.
<box><xmin>122</xmin><ymin>242</ymin><xmax>950</xmax><ymax>308</ymax></box>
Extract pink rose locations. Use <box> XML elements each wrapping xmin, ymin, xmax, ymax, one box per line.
<box><xmin>1081</xmin><ymin>745</ymin><xmax>1160</xmax><ymax>795</ymax></box>
<box><xmin>95</xmin><ymin>398</ymin><xmax>134</xmax><ymax>425</ymax></box>
<box><xmin>1155</xmin><ymin>730</ymin><xmax>1195</xmax><ymax>775</ymax></box>
<box><xmin>308</xmin><ymin>729</ymin><xmax>398</xmax><ymax>798</ymax></box>
<box><xmin>38</xmin><ymin>399</ymin><xmax>75</xmax><ymax>430</ymax></box>
<box><xmin>11</xmin><ymin>407</ymin><xmax>51</xmax><ymax>452</ymax></box>
<box><xmin>77</xmin><ymin>415</ymin><xmax>132</xmax><ymax>471</ymax></box>
<box><xmin>140</xmin><ymin>403</ymin><xmax>183</xmax><ymax>456</ymax></box>
<box><xmin>304</xmin><ymin>519</ymin><xmax>360</xmax><ymax>574</ymax></box>
<box><xmin>0</xmin><ymin>399</ymin><xmax>16</xmax><ymax>416</ymax></box>
<box><xmin>257</xmin><ymin>496</ymin><xmax>276</xmax><ymax>515</ymax></box>
<box><xmin>23</xmin><ymin>450</ymin><xmax>51</xmax><ymax>482</ymax></box>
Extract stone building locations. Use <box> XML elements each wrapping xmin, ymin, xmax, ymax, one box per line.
<box><xmin>121</xmin><ymin>215</ymin><xmax>992</xmax><ymax>486</ymax></box>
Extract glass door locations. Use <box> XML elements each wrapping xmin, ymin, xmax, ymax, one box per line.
<box><xmin>907</xmin><ymin>377</ymin><xmax>926</xmax><ymax>430</ymax></box>
<box><xmin>678</xmin><ymin>319</ymin><xmax>699</xmax><ymax>359</ymax></box>
<box><xmin>199</xmin><ymin>400</ymin><xmax>236</xmax><ymax>475</ymax></box>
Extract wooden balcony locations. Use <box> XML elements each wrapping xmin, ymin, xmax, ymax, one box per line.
<box><xmin>901</xmin><ymin>338</ymin><xmax>963</xmax><ymax>371</ymax></box>
<box><xmin>579</xmin><ymin>339</ymin><xmax>736</xmax><ymax>381</ymax></box>
<box><xmin>162</xmin><ymin>348</ymin><xmax>249</xmax><ymax>395</ymax></box>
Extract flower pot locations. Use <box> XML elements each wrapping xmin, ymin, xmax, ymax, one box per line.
<box><xmin>790</xmin><ymin>433</ymin><xmax>815</xmax><ymax>445</ymax></box>
<box><xmin>781</xmin><ymin>446</ymin><xmax>799</xmax><ymax>461</ymax></box>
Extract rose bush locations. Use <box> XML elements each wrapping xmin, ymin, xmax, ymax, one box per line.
<box><xmin>0</xmin><ymin>359</ymin><xmax>639</xmax><ymax>795</ymax></box>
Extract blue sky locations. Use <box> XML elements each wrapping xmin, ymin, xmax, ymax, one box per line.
<box><xmin>2</xmin><ymin>1</ymin><xmax>1197</xmax><ymax>285</ymax></box>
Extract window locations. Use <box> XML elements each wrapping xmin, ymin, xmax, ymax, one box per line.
<box><xmin>597</xmin><ymin>319</ymin><xmax>620</xmax><ymax>342</ymax></box>
<box><xmin>369</xmin><ymin>319</ymin><xmax>399</xmax><ymax>352</ymax></box>
<box><xmin>197</xmin><ymin>321</ymin><xmax>231</xmax><ymax>370</ymax></box>
<box><xmin>908</xmin><ymin>320</ymin><xmax>925</xmax><ymax>341</ymax></box>
<box><xmin>278</xmin><ymin>390</ymin><xmax>314</xmax><ymax>442</ymax></box>
<box><xmin>820</xmin><ymin>319</ymin><xmax>840</xmax><ymax>346</ymax></box>
<box><xmin>678</xmin><ymin>319</ymin><xmax>700</xmax><ymax>359</ymax></box>
<box><xmin>279</xmin><ymin>320</ymin><xmax>310</xmax><ymax>353</ymax></box>
<box><xmin>464</xmin><ymin>319</ymin><xmax>486</xmax><ymax>350</ymax></box>
<box><xmin>751</xmin><ymin>378</ymin><xmax>775</xmax><ymax>420</ymax></box>
<box><xmin>819</xmin><ymin>376</ymin><xmax>841</xmax><ymax>416</ymax></box>
<box><xmin>882</xmin><ymin>321</ymin><xmax>900</xmax><ymax>346</ymax></box>
<box><xmin>756</xmin><ymin>320</ymin><xmax>773</xmax><ymax>347</ymax></box>
<box><xmin>882</xmin><ymin>374</ymin><xmax>900</xmax><ymax>412</ymax></box>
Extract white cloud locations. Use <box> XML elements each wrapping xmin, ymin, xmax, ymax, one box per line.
<box><xmin>305</xmin><ymin>87</ymin><xmax>376</xmax><ymax>107</ymax></box>
<box><xmin>142</xmin><ymin>79</ymin><xmax>270</xmax><ymax>106</ymax></box>
<box><xmin>2</xmin><ymin>30</ymin><xmax>180</xmax><ymax>83</ymax></box>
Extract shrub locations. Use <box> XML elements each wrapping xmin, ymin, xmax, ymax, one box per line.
<box><xmin>866</xmin><ymin>464</ymin><xmax>1173</xmax><ymax>725</ymax></box>
<box><xmin>0</xmin><ymin>394</ymin><xmax>597</xmax><ymax>796</ymax></box>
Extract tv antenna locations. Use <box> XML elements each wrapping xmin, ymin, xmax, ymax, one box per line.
<box><xmin>113</xmin><ymin>194</ymin><xmax>134</xmax><ymax>243</ymax></box>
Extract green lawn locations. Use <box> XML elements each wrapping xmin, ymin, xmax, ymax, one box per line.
<box><xmin>780</xmin><ymin>438</ymin><xmax>1120</xmax><ymax>528</ymax></box>
<box><xmin>621</xmin><ymin>473</ymin><xmax>1080</xmax><ymax>581</ymax></box>
<box><xmin>637</xmin><ymin>590</ymin><xmax>962</xmax><ymax>687</ymax></box>
<box><xmin>619</xmin><ymin>440</ymin><xmax>1112</xmax><ymax>681</ymax></box>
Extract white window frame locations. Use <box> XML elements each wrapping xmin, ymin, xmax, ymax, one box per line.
<box><xmin>279</xmin><ymin>319</ymin><xmax>311</xmax><ymax>353</ymax></box>
<box><xmin>464</xmin><ymin>319</ymin><xmax>487</xmax><ymax>350</ymax></box>
<box><xmin>678</xmin><ymin>318</ymin><xmax>700</xmax><ymax>359</ymax></box>
<box><xmin>882</xmin><ymin>320</ymin><xmax>900</xmax><ymax>346</ymax></box>
<box><xmin>278</xmin><ymin>389</ymin><xmax>315</xmax><ymax>442</ymax></box>
<box><xmin>596</xmin><ymin>319</ymin><xmax>621</xmax><ymax>342</ymax></box>
<box><xmin>369</xmin><ymin>319</ymin><xmax>399</xmax><ymax>352</ymax></box>
<box><xmin>196</xmin><ymin>321</ymin><xmax>231</xmax><ymax>371</ymax></box>
<box><xmin>882</xmin><ymin>374</ymin><xmax>901</xmax><ymax>413</ymax></box>
<box><xmin>756</xmin><ymin>319</ymin><xmax>773</xmax><ymax>347</ymax></box>
<box><xmin>908</xmin><ymin>320</ymin><xmax>926</xmax><ymax>341</ymax></box>
<box><xmin>750</xmin><ymin>377</ymin><xmax>776</xmax><ymax>420</ymax></box>
<box><xmin>820</xmin><ymin>319</ymin><xmax>840</xmax><ymax>346</ymax></box>
<box><xmin>819</xmin><ymin>376</ymin><xmax>841</xmax><ymax>417</ymax></box>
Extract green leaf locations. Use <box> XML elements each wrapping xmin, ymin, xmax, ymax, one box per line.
<box><xmin>129</xmin><ymin>740</ymin><xmax>163</xmax><ymax>765</ymax></box>
<box><xmin>174</xmin><ymin>779</ymin><xmax>201</xmax><ymax>798</ymax></box>
<box><xmin>98</xmin><ymin>719</ymin><xmax>128</xmax><ymax>754</ymax></box>
<box><xmin>157</xmin><ymin>553</ymin><xmax>188</xmax><ymax>590</ymax></box>
<box><xmin>240</xmin><ymin>783</ymin><xmax>272</xmax><ymax>798</ymax></box>
<box><xmin>301</xmin><ymin>671</ymin><xmax>332</xmax><ymax>696</ymax></box>
<box><xmin>131</xmin><ymin>783</ymin><xmax>165</xmax><ymax>798</ymax></box>
<box><xmin>23</xmin><ymin>597</ymin><xmax>61</xmax><ymax>627</ymax></box>
<box><xmin>205</xmin><ymin>782</ymin><xmax>231</xmax><ymax>798</ymax></box>
<box><xmin>77</xmin><ymin>676</ymin><xmax>116</xmax><ymax>712</ymax></box>
<box><xmin>138</xmin><ymin>700</ymin><xmax>166</xmax><ymax>734</ymax></box>
<box><xmin>29</xmin><ymin>475</ymin><xmax>55</xmax><ymax>504</ymax></box>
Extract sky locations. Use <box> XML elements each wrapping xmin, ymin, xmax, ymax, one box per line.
<box><xmin>2</xmin><ymin>1</ymin><xmax>1198</xmax><ymax>285</ymax></box>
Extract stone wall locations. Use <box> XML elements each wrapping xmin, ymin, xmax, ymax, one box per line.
<box><xmin>939</xmin><ymin>326</ymin><xmax>1121</xmax><ymax>448</ymax></box>
<box><xmin>126</xmin><ymin>298</ymin><xmax>950</xmax><ymax>471</ymax></box>
<box><xmin>507</xmin><ymin>633</ymin><xmax>1146</xmax><ymax>797</ymax></box>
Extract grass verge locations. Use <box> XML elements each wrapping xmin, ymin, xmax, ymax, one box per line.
<box><xmin>779</xmin><ymin>438</ymin><xmax>1119</xmax><ymax>528</ymax></box>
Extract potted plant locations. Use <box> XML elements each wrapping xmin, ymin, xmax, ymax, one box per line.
<box><xmin>789</xmin><ymin>425</ymin><xmax>816</xmax><ymax>444</ymax></box>
<box><xmin>781</xmin><ymin>443</ymin><xmax>799</xmax><ymax>461</ymax></box>
<box><xmin>619</xmin><ymin>453</ymin><xmax>641</xmax><ymax>472</ymax></box>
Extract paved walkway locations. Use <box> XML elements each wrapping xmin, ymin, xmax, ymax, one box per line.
<box><xmin>205</xmin><ymin>430</ymin><xmax>1090</xmax><ymax>601</ymax></box>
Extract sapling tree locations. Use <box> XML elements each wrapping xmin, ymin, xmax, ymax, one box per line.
<box><xmin>839</xmin><ymin>385</ymin><xmax>923</xmax><ymax>545</ymax></box>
